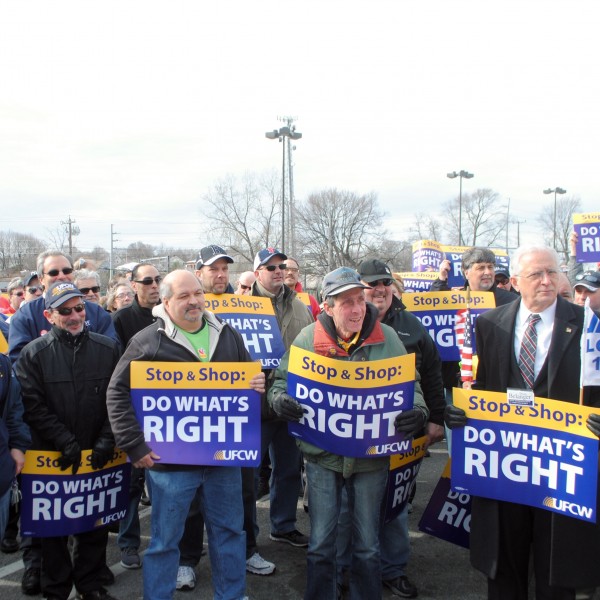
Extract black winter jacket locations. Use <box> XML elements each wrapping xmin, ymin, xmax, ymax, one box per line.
<box><xmin>112</xmin><ymin>296</ymin><xmax>157</xmax><ymax>348</ymax></box>
<box><xmin>15</xmin><ymin>326</ymin><xmax>120</xmax><ymax>452</ymax></box>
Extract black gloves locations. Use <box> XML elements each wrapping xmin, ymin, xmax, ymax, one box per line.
<box><xmin>58</xmin><ymin>439</ymin><xmax>82</xmax><ymax>475</ymax></box>
<box><xmin>90</xmin><ymin>438</ymin><xmax>115</xmax><ymax>470</ymax></box>
<box><xmin>271</xmin><ymin>392</ymin><xmax>304</xmax><ymax>422</ymax></box>
<box><xmin>587</xmin><ymin>414</ymin><xmax>600</xmax><ymax>437</ymax></box>
<box><xmin>444</xmin><ymin>405</ymin><xmax>468</xmax><ymax>429</ymax></box>
<box><xmin>394</xmin><ymin>409</ymin><xmax>427</xmax><ymax>438</ymax></box>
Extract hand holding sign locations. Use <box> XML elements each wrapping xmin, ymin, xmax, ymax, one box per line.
<box><xmin>586</xmin><ymin>414</ymin><xmax>600</xmax><ymax>437</ymax></box>
<box><xmin>444</xmin><ymin>405</ymin><xmax>467</xmax><ymax>429</ymax></box>
<box><xmin>272</xmin><ymin>391</ymin><xmax>304</xmax><ymax>422</ymax></box>
<box><xmin>90</xmin><ymin>438</ymin><xmax>115</xmax><ymax>470</ymax></box>
<box><xmin>57</xmin><ymin>439</ymin><xmax>82</xmax><ymax>475</ymax></box>
<box><xmin>394</xmin><ymin>409</ymin><xmax>426</xmax><ymax>438</ymax></box>
<box><xmin>249</xmin><ymin>371</ymin><xmax>266</xmax><ymax>394</ymax></box>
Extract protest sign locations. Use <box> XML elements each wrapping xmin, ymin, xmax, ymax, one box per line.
<box><xmin>286</xmin><ymin>347</ymin><xmax>416</xmax><ymax>457</ymax></box>
<box><xmin>441</xmin><ymin>245</ymin><xmax>510</xmax><ymax>289</ymax></box>
<box><xmin>418</xmin><ymin>459</ymin><xmax>471</xmax><ymax>548</ymax></box>
<box><xmin>0</xmin><ymin>328</ymin><xmax>7</xmax><ymax>354</ymax></box>
<box><xmin>394</xmin><ymin>271</ymin><xmax>438</xmax><ymax>293</ymax></box>
<box><xmin>411</xmin><ymin>240</ymin><xmax>445</xmax><ymax>273</ymax></box>
<box><xmin>384</xmin><ymin>435</ymin><xmax>428</xmax><ymax>522</ymax></box>
<box><xmin>573</xmin><ymin>213</ymin><xmax>600</xmax><ymax>263</ymax></box>
<box><xmin>581</xmin><ymin>302</ymin><xmax>600</xmax><ymax>387</ymax></box>
<box><xmin>451</xmin><ymin>388</ymin><xmax>599</xmax><ymax>523</ymax></box>
<box><xmin>20</xmin><ymin>449</ymin><xmax>130</xmax><ymax>537</ymax></box>
<box><xmin>130</xmin><ymin>360</ymin><xmax>261</xmax><ymax>466</ymax></box>
<box><xmin>204</xmin><ymin>293</ymin><xmax>285</xmax><ymax>369</ymax></box>
<box><xmin>402</xmin><ymin>291</ymin><xmax>495</xmax><ymax>360</ymax></box>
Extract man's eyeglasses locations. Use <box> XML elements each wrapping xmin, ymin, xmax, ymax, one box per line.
<box><xmin>369</xmin><ymin>279</ymin><xmax>393</xmax><ymax>287</ymax></box>
<box><xmin>116</xmin><ymin>292</ymin><xmax>134</xmax><ymax>300</ymax></box>
<box><xmin>516</xmin><ymin>269</ymin><xmax>559</xmax><ymax>281</ymax></box>
<box><xmin>53</xmin><ymin>304</ymin><xmax>85</xmax><ymax>316</ymax></box>
<box><xmin>44</xmin><ymin>267</ymin><xmax>74</xmax><ymax>277</ymax></box>
<box><xmin>79</xmin><ymin>286</ymin><xmax>100</xmax><ymax>295</ymax></box>
<box><xmin>576</xmin><ymin>271</ymin><xmax>600</xmax><ymax>284</ymax></box>
<box><xmin>495</xmin><ymin>277</ymin><xmax>510</xmax><ymax>285</ymax></box>
<box><xmin>260</xmin><ymin>264</ymin><xmax>287</xmax><ymax>272</ymax></box>
<box><xmin>12</xmin><ymin>291</ymin><xmax>24</xmax><ymax>297</ymax></box>
<box><xmin>284</xmin><ymin>267</ymin><xmax>299</xmax><ymax>273</ymax></box>
<box><xmin>134</xmin><ymin>276</ymin><xmax>162</xmax><ymax>285</ymax></box>
<box><xmin>28</xmin><ymin>286</ymin><xmax>43</xmax><ymax>295</ymax></box>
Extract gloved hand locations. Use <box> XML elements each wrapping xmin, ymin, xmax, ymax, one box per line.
<box><xmin>444</xmin><ymin>405</ymin><xmax>468</xmax><ymax>430</ymax></box>
<box><xmin>58</xmin><ymin>439</ymin><xmax>82</xmax><ymax>475</ymax></box>
<box><xmin>271</xmin><ymin>392</ymin><xmax>304</xmax><ymax>422</ymax></box>
<box><xmin>90</xmin><ymin>438</ymin><xmax>115</xmax><ymax>470</ymax></box>
<box><xmin>586</xmin><ymin>414</ymin><xmax>600</xmax><ymax>437</ymax></box>
<box><xmin>394</xmin><ymin>409</ymin><xmax>427</xmax><ymax>438</ymax></box>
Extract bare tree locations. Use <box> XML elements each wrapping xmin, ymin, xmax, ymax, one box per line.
<box><xmin>201</xmin><ymin>171</ymin><xmax>281</xmax><ymax>265</ymax></box>
<box><xmin>0</xmin><ymin>231</ymin><xmax>46</xmax><ymax>275</ymax></box>
<box><xmin>410</xmin><ymin>212</ymin><xmax>443</xmax><ymax>242</ymax></box>
<box><xmin>443</xmin><ymin>188</ymin><xmax>506</xmax><ymax>247</ymax></box>
<box><xmin>294</xmin><ymin>188</ymin><xmax>389</xmax><ymax>276</ymax></box>
<box><xmin>537</xmin><ymin>196</ymin><xmax>581</xmax><ymax>261</ymax></box>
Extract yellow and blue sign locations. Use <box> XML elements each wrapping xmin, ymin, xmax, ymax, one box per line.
<box><xmin>451</xmin><ymin>388</ymin><xmax>599</xmax><ymax>523</ymax></box>
<box><xmin>573</xmin><ymin>213</ymin><xmax>600</xmax><ymax>263</ymax></box>
<box><xmin>384</xmin><ymin>435</ymin><xmax>428</xmax><ymax>522</ymax></box>
<box><xmin>20</xmin><ymin>449</ymin><xmax>130</xmax><ymax>537</ymax></box>
<box><xmin>286</xmin><ymin>347</ymin><xmax>416</xmax><ymax>457</ymax></box>
<box><xmin>394</xmin><ymin>271</ymin><xmax>438</xmax><ymax>293</ymax></box>
<box><xmin>204</xmin><ymin>293</ymin><xmax>285</xmax><ymax>369</ymax></box>
<box><xmin>130</xmin><ymin>360</ymin><xmax>261</xmax><ymax>466</ymax></box>
<box><xmin>403</xmin><ymin>291</ymin><xmax>495</xmax><ymax>361</ymax></box>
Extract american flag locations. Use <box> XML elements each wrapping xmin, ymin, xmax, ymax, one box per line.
<box><xmin>455</xmin><ymin>306</ymin><xmax>474</xmax><ymax>382</ymax></box>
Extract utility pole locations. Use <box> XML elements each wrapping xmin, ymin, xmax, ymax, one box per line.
<box><xmin>61</xmin><ymin>215</ymin><xmax>77</xmax><ymax>255</ymax></box>
<box><xmin>515</xmin><ymin>219</ymin><xmax>526</xmax><ymax>247</ymax></box>
<box><xmin>110</xmin><ymin>224</ymin><xmax>119</xmax><ymax>279</ymax></box>
<box><xmin>505</xmin><ymin>198</ymin><xmax>510</xmax><ymax>252</ymax></box>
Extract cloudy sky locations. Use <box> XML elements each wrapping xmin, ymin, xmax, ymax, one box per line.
<box><xmin>1</xmin><ymin>0</ymin><xmax>598</xmax><ymax>254</ymax></box>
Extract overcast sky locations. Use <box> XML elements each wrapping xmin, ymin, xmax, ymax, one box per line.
<box><xmin>1</xmin><ymin>1</ymin><xmax>598</xmax><ymax>255</ymax></box>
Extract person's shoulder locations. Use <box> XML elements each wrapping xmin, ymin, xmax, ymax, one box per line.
<box><xmin>493</xmin><ymin>286</ymin><xmax>519</xmax><ymax>306</ymax></box>
<box><xmin>87</xmin><ymin>330</ymin><xmax>120</xmax><ymax>350</ymax></box>
<box><xmin>111</xmin><ymin>304</ymin><xmax>133</xmax><ymax>322</ymax></box>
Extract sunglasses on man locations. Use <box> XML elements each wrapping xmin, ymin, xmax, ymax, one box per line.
<box><xmin>53</xmin><ymin>304</ymin><xmax>85</xmax><ymax>316</ymax></box>
<box><xmin>134</xmin><ymin>276</ymin><xmax>162</xmax><ymax>285</ymax></box>
<box><xmin>260</xmin><ymin>264</ymin><xmax>287</xmax><ymax>272</ymax></box>
<box><xmin>44</xmin><ymin>267</ymin><xmax>74</xmax><ymax>277</ymax></box>
<box><xmin>79</xmin><ymin>286</ymin><xmax>100</xmax><ymax>294</ymax></box>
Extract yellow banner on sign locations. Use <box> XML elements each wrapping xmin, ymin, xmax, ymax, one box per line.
<box><xmin>0</xmin><ymin>330</ymin><xmax>7</xmax><ymax>354</ymax></box>
<box><xmin>130</xmin><ymin>361</ymin><xmax>261</xmax><ymax>389</ymax></box>
<box><xmin>402</xmin><ymin>290</ymin><xmax>496</xmax><ymax>312</ymax></box>
<box><xmin>204</xmin><ymin>293</ymin><xmax>275</xmax><ymax>315</ymax></box>
<box><xmin>288</xmin><ymin>346</ymin><xmax>415</xmax><ymax>388</ymax></box>
<box><xmin>22</xmin><ymin>449</ymin><xmax>128</xmax><ymax>476</ymax></box>
<box><xmin>574</xmin><ymin>212</ymin><xmax>600</xmax><ymax>224</ymax></box>
<box><xmin>389</xmin><ymin>435</ymin><xmax>428</xmax><ymax>470</ymax></box>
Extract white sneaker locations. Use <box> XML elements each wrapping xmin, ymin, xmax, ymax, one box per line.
<box><xmin>246</xmin><ymin>552</ymin><xmax>275</xmax><ymax>575</ymax></box>
<box><xmin>176</xmin><ymin>565</ymin><xmax>196</xmax><ymax>591</ymax></box>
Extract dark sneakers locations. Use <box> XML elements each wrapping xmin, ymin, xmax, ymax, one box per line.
<box><xmin>0</xmin><ymin>536</ymin><xmax>19</xmax><ymax>553</ymax></box>
<box><xmin>21</xmin><ymin>567</ymin><xmax>41</xmax><ymax>595</ymax></box>
<box><xmin>383</xmin><ymin>575</ymin><xmax>418</xmax><ymax>598</ymax></box>
<box><xmin>269</xmin><ymin>529</ymin><xmax>309</xmax><ymax>547</ymax></box>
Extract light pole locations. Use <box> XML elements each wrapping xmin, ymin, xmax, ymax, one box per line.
<box><xmin>543</xmin><ymin>187</ymin><xmax>567</xmax><ymax>251</ymax></box>
<box><xmin>265</xmin><ymin>118</ymin><xmax>302</xmax><ymax>254</ymax></box>
<box><xmin>447</xmin><ymin>170</ymin><xmax>474</xmax><ymax>245</ymax></box>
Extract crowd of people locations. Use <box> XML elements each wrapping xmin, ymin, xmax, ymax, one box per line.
<box><xmin>0</xmin><ymin>237</ymin><xmax>599</xmax><ymax>600</ymax></box>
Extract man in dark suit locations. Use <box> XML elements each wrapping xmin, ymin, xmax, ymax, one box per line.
<box><xmin>446</xmin><ymin>245</ymin><xmax>600</xmax><ymax>599</ymax></box>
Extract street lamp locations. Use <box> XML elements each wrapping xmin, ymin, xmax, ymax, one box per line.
<box><xmin>543</xmin><ymin>187</ymin><xmax>567</xmax><ymax>251</ymax></box>
<box><xmin>447</xmin><ymin>170</ymin><xmax>474</xmax><ymax>245</ymax></box>
<box><xmin>265</xmin><ymin>118</ymin><xmax>302</xmax><ymax>254</ymax></box>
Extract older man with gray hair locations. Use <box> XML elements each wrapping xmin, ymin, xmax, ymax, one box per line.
<box><xmin>74</xmin><ymin>269</ymin><xmax>102</xmax><ymax>304</ymax></box>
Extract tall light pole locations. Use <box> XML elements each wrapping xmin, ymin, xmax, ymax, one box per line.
<box><xmin>447</xmin><ymin>170</ymin><xmax>474</xmax><ymax>245</ymax></box>
<box><xmin>543</xmin><ymin>187</ymin><xmax>567</xmax><ymax>251</ymax></box>
<box><xmin>265</xmin><ymin>117</ymin><xmax>302</xmax><ymax>254</ymax></box>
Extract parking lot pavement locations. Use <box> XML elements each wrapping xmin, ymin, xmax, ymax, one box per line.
<box><xmin>3</xmin><ymin>442</ymin><xmax>578</xmax><ymax>599</ymax></box>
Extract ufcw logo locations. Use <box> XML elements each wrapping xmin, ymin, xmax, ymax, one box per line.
<box><xmin>543</xmin><ymin>496</ymin><xmax>593</xmax><ymax>519</ymax></box>
<box><xmin>366</xmin><ymin>440</ymin><xmax>411</xmax><ymax>456</ymax></box>
<box><xmin>95</xmin><ymin>510</ymin><xmax>127</xmax><ymax>526</ymax></box>
<box><xmin>587</xmin><ymin>313</ymin><xmax>600</xmax><ymax>334</ymax></box>
<box><xmin>214</xmin><ymin>450</ymin><xmax>259</xmax><ymax>461</ymax></box>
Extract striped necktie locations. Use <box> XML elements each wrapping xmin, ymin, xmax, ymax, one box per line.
<box><xmin>518</xmin><ymin>313</ymin><xmax>541</xmax><ymax>389</ymax></box>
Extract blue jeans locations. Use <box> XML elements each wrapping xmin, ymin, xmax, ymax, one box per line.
<box><xmin>305</xmin><ymin>461</ymin><xmax>387</xmax><ymax>600</ymax></box>
<box><xmin>336</xmin><ymin>491</ymin><xmax>410</xmax><ymax>581</ymax></box>
<box><xmin>260</xmin><ymin>420</ymin><xmax>302</xmax><ymax>535</ymax></box>
<box><xmin>145</xmin><ymin>467</ymin><xmax>246</xmax><ymax>600</ymax></box>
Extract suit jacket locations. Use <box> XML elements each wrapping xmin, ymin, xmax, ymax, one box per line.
<box><xmin>470</xmin><ymin>296</ymin><xmax>600</xmax><ymax>588</ymax></box>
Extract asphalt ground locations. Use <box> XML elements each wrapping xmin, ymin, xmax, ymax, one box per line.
<box><xmin>1</xmin><ymin>442</ymin><xmax>596</xmax><ymax>599</ymax></box>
